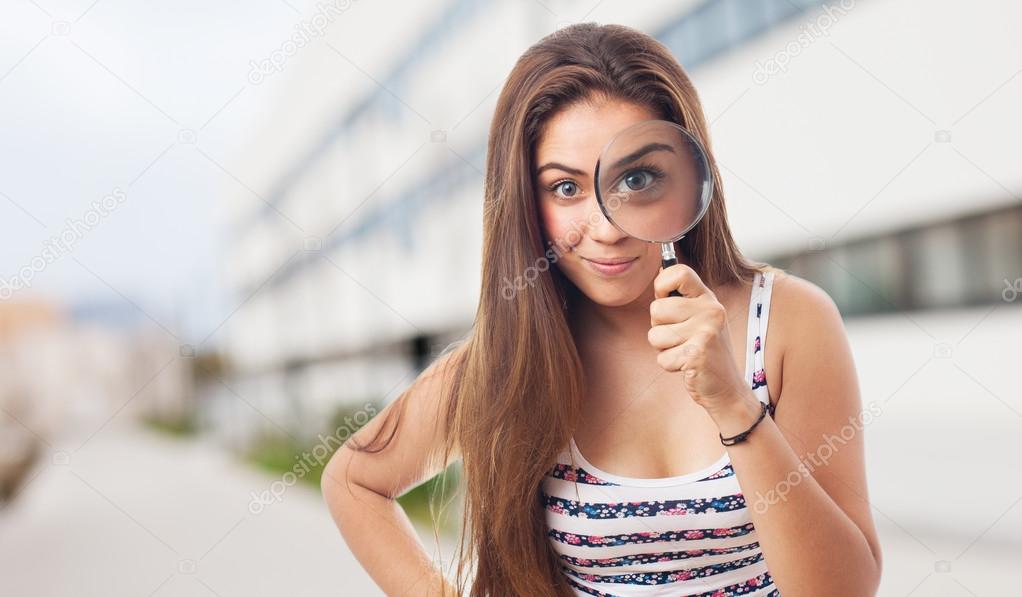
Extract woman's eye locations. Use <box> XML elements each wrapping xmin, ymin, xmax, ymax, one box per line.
<box><xmin>615</xmin><ymin>170</ymin><xmax>653</xmax><ymax>192</ymax></box>
<box><xmin>551</xmin><ymin>180</ymin><xmax>579</xmax><ymax>199</ymax></box>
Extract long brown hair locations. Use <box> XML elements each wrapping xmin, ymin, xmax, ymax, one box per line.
<box><xmin>347</xmin><ymin>22</ymin><xmax>772</xmax><ymax>596</ymax></box>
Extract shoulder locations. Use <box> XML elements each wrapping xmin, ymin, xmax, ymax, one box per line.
<box><xmin>768</xmin><ymin>268</ymin><xmax>844</xmax><ymax>340</ymax></box>
<box><xmin>765</xmin><ymin>267</ymin><xmax>857</xmax><ymax>410</ymax></box>
<box><xmin>770</xmin><ymin>267</ymin><xmax>836</xmax><ymax>306</ymax></box>
<box><xmin>761</xmin><ymin>268</ymin><xmax>847</xmax><ymax>393</ymax></box>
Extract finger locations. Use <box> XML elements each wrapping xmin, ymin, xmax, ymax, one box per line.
<box><xmin>647</xmin><ymin>321</ymin><xmax>693</xmax><ymax>350</ymax></box>
<box><xmin>655</xmin><ymin>340</ymin><xmax>703</xmax><ymax>373</ymax></box>
<box><xmin>653</xmin><ymin>263</ymin><xmax>707</xmax><ymax>299</ymax></box>
<box><xmin>649</xmin><ymin>296</ymin><xmax>691</xmax><ymax>325</ymax></box>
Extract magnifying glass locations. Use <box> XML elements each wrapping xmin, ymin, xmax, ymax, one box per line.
<box><xmin>593</xmin><ymin>120</ymin><xmax>713</xmax><ymax>297</ymax></box>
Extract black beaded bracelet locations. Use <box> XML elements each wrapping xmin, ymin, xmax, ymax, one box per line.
<box><xmin>719</xmin><ymin>400</ymin><xmax>770</xmax><ymax>446</ymax></box>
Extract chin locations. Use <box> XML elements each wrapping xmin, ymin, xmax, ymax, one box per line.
<box><xmin>589</xmin><ymin>291</ymin><xmax>643</xmax><ymax>307</ymax></box>
<box><xmin>570</xmin><ymin>277</ymin><xmax>648</xmax><ymax>307</ymax></box>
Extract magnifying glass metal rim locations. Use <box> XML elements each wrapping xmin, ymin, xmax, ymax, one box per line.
<box><xmin>593</xmin><ymin>119</ymin><xmax>714</xmax><ymax>244</ymax></box>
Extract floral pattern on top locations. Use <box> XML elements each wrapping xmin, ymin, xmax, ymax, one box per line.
<box><xmin>543</xmin><ymin>492</ymin><xmax>747</xmax><ymax>519</ymax></box>
<box><xmin>548</xmin><ymin>522</ymin><xmax>757</xmax><ymax>548</ymax></box>
<box><xmin>566</xmin><ymin>571</ymin><xmax>779</xmax><ymax>597</ymax></box>
<box><xmin>564</xmin><ymin>552</ymin><xmax>764</xmax><ymax>586</ymax></box>
<box><xmin>557</xmin><ymin>541</ymin><xmax>760</xmax><ymax>569</ymax></box>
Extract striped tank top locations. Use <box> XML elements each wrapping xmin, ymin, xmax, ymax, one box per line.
<box><xmin>542</xmin><ymin>270</ymin><xmax>779</xmax><ymax>596</ymax></box>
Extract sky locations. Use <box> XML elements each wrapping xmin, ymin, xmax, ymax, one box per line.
<box><xmin>0</xmin><ymin>0</ymin><xmax>320</xmax><ymax>343</ymax></box>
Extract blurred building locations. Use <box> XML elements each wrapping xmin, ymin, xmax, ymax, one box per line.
<box><xmin>221</xmin><ymin>0</ymin><xmax>1022</xmax><ymax>434</ymax></box>
<box><xmin>0</xmin><ymin>301</ymin><xmax>62</xmax><ymax>500</ymax></box>
<box><xmin>0</xmin><ymin>299</ymin><xmax>191</xmax><ymax>501</ymax></box>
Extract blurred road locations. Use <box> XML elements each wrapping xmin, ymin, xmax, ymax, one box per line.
<box><xmin>850</xmin><ymin>305</ymin><xmax>1022</xmax><ymax>596</ymax></box>
<box><xmin>0</xmin><ymin>420</ymin><xmax>453</xmax><ymax>597</ymax></box>
<box><xmin>1</xmin><ymin>346</ymin><xmax>1018</xmax><ymax>597</ymax></box>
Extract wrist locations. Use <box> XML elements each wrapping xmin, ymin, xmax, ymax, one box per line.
<box><xmin>709</xmin><ymin>390</ymin><xmax>763</xmax><ymax>439</ymax></box>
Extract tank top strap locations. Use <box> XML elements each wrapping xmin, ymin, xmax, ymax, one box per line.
<box><xmin>744</xmin><ymin>270</ymin><xmax>776</xmax><ymax>414</ymax></box>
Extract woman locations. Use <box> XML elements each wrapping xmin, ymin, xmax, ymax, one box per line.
<box><xmin>322</xmin><ymin>23</ymin><xmax>882</xmax><ymax>597</ymax></box>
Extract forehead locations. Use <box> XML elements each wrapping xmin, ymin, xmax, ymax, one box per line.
<box><xmin>534</xmin><ymin>99</ymin><xmax>661</xmax><ymax>170</ymax></box>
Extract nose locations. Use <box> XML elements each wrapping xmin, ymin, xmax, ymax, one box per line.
<box><xmin>585</xmin><ymin>195</ymin><xmax>630</xmax><ymax>244</ymax></box>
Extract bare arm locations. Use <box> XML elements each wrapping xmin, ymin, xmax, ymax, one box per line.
<box><xmin>711</xmin><ymin>273</ymin><xmax>883</xmax><ymax>596</ymax></box>
<box><xmin>321</xmin><ymin>347</ymin><xmax>464</xmax><ymax>596</ymax></box>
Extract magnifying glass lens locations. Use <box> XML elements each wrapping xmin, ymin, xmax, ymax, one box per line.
<box><xmin>595</xmin><ymin>120</ymin><xmax>711</xmax><ymax>244</ymax></box>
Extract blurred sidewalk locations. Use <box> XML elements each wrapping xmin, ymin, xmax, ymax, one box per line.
<box><xmin>1</xmin><ymin>376</ymin><xmax>1013</xmax><ymax>592</ymax></box>
<box><xmin>0</xmin><ymin>420</ymin><xmax>453</xmax><ymax>596</ymax></box>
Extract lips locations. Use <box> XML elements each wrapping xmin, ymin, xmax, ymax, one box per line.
<box><xmin>583</xmin><ymin>256</ymin><xmax>638</xmax><ymax>265</ymax></box>
<box><xmin>581</xmin><ymin>256</ymin><xmax>638</xmax><ymax>276</ymax></box>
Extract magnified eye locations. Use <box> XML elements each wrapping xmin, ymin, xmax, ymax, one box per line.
<box><xmin>613</xmin><ymin>168</ymin><xmax>662</xmax><ymax>193</ymax></box>
<box><xmin>625</xmin><ymin>171</ymin><xmax>651</xmax><ymax>191</ymax></box>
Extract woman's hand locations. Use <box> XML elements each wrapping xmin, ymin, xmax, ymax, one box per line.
<box><xmin>647</xmin><ymin>263</ymin><xmax>754</xmax><ymax>422</ymax></box>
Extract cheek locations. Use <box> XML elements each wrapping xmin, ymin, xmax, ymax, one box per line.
<box><xmin>538</xmin><ymin>203</ymin><xmax>585</xmax><ymax>253</ymax></box>
<box><xmin>639</xmin><ymin>243</ymin><xmax>662</xmax><ymax>274</ymax></box>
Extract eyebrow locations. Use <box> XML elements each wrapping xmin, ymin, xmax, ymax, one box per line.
<box><xmin>609</xmin><ymin>142</ymin><xmax>675</xmax><ymax>171</ymax></box>
<box><xmin>535</xmin><ymin>161</ymin><xmax>587</xmax><ymax>177</ymax></box>
<box><xmin>535</xmin><ymin>142</ymin><xmax>677</xmax><ymax>178</ymax></box>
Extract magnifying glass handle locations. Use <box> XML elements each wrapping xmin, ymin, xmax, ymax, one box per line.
<box><xmin>660</xmin><ymin>243</ymin><xmax>683</xmax><ymax>298</ymax></box>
